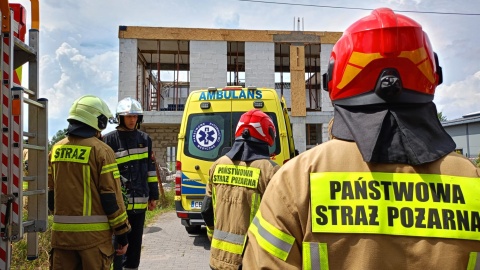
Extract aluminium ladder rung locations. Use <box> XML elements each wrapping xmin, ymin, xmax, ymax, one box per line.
<box><xmin>23</xmin><ymin>143</ymin><xmax>45</xmax><ymax>151</ymax></box>
<box><xmin>22</xmin><ymin>189</ymin><xmax>45</xmax><ymax>196</ymax></box>
<box><xmin>12</xmin><ymin>83</ymin><xmax>34</xmax><ymax>95</ymax></box>
<box><xmin>23</xmin><ymin>176</ymin><xmax>35</xmax><ymax>182</ymax></box>
<box><xmin>22</xmin><ymin>220</ymin><xmax>47</xmax><ymax>233</ymax></box>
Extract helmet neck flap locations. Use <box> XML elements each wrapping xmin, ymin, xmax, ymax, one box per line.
<box><xmin>225</xmin><ymin>139</ymin><xmax>271</xmax><ymax>162</ymax></box>
<box><xmin>332</xmin><ymin>102</ymin><xmax>455</xmax><ymax>165</ymax></box>
<box><xmin>66</xmin><ymin>119</ymin><xmax>98</xmax><ymax>138</ymax></box>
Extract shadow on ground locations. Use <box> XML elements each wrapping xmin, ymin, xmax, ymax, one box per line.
<box><xmin>190</xmin><ymin>227</ymin><xmax>210</xmax><ymax>250</ymax></box>
<box><xmin>144</xmin><ymin>226</ymin><xmax>162</xmax><ymax>234</ymax></box>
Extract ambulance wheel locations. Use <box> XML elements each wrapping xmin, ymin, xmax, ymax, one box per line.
<box><xmin>185</xmin><ymin>225</ymin><xmax>201</xmax><ymax>234</ymax></box>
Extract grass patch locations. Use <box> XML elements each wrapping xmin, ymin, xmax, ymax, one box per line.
<box><xmin>10</xmin><ymin>216</ymin><xmax>52</xmax><ymax>270</ymax></box>
<box><xmin>11</xmin><ymin>184</ymin><xmax>175</xmax><ymax>269</ymax></box>
<box><xmin>145</xmin><ymin>183</ymin><xmax>175</xmax><ymax>225</ymax></box>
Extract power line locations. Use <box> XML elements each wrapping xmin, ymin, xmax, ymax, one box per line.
<box><xmin>237</xmin><ymin>0</ymin><xmax>480</xmax><ymax>16</ymax></box>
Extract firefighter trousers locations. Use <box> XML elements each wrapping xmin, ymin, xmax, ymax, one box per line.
<box><xmin>50</xmin><ymin>240</ymin><xmax>114</xmax><ymax>270</ymax></box>
<box><xmin>113</xmin><ymin>210</ymin><xmax>146</xmax><ymax>270</ymax></box>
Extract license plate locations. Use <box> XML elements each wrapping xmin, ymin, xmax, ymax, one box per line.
<box><xmin>191</xmin><ymin>201</ymin><xmax>202</xmax><ymax>209</ymax></box>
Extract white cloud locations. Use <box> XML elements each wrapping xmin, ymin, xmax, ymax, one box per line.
<box><xmin>435</xmin><ymin>71</ymin><xmax>480</xmax><ymax>120</ymax></box>
<box><xmin>214</xmin><ymin>12</ymin><xmax>241</xmax><ymax>29</ymax></box>
<box><xmin>384</xmin><ymin>0</ymin><xmax>423</xmax><ymax>6</ymax></box>
<box><xmin>40</xmin><ymin>42</ymin><xmax>118</xmax><ymax>137</ymax></box>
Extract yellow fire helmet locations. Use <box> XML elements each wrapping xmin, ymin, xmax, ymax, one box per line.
<box><xmin>68</xmin><ymin>95</ymin><xmax>113</xmax><ymax>131</ymax></box>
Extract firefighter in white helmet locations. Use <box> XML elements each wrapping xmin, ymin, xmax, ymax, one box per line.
<box><xmin>103</xmin><ymin>97</ymin><xmax>159</xmax><ymax>270</ymax></box>
<box><xmin>242</xmin><ymin>8</ymin><xmax>480</xmax><ymax>269</ymax></box>
<box><xmin>48</xmin><ymin>95</ymin><xmax>130</xmax><ymax>269</ymax></box>
<box><xmin>201</xmin><ymin>109</ymin><xmax>280</xmax><ymax>270</ymax></box>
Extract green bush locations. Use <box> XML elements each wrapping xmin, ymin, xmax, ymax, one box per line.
<box><xmin>12</xmin><ymin>184</ymin><xmax>175</xmax><ymax>269</ymax></box>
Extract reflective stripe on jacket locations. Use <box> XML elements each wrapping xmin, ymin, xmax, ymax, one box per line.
<box><xmin>207</xmin><ymin>156</ymin><xmax>279</xmax><ymax>270</ymax></box>
<box><xmin>243</xmin><ymin>139</ymin><xmax>480</xmax><ymax>270</ymax></box>
<box><xmin>48</xmin><ymin>136</ymin><xmax>130</xmax><ymax>250</ymax></box>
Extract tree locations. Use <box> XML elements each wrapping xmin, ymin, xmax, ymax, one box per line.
<box><xmin>49</xmin><ymin>128</ymin><xmax>67</xmax><ymax>151</ymax></box>
<box><xmin>437</xmin><ymin>112</ymin><xmax>447</xmax><ymax>122</ymax></box>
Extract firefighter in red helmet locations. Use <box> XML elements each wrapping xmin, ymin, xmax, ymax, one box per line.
<box><xmin>243</xmin><ymin>8</ymin><xmax>480</xmax><ymax>270</ymax></box>
<box><xmin>201</xmin><ymin>109</ymin><xmax>280</xmax><ymax>270</ymax></box>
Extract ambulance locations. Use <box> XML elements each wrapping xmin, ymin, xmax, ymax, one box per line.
<box><xmin>175</xmin><ymin>86</ymin><xmax>296</xmax><ymax>234</ymax></box>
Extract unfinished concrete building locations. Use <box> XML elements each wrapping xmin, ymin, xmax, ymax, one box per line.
<box><xmin>117</xmin><ymin>26</ymin><xmax>342</xmax><ymax>169</ymax></box>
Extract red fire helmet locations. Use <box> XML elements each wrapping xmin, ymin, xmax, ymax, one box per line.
<box><xmin>235</xmin><ymin>109</ymin><xmax>276</xmax><ymax>146</ymax></box>
<box><xmin>323</xmin><ymin>7</ymin><xmax>443</xmax><ymax>106</ymax></box>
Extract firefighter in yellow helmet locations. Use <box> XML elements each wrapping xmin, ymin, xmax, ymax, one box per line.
<box><xmin>48</xmin><ymin>95</ymin><xmax>130</xmax><ymax>270</ymax></box>
<box><xmin>201</xmin><ymin>109</ymin><xmax>280</xmax><ymax>269</ymax></box>
<box><xmin>242</xmin><ymin>8</ymin><xmax>480</xmax><ymax>270</ymax></box>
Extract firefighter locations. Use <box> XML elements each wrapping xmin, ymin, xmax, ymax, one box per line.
<box><xmin>103</xmin><ymin>97</ymin><xmax>159</xmax><ymax>270</ymax></box>
<box><xmin>201</xmin><ymin>109</ymin><xmax>280</xmax><ymax>270</ymax></box>
<box><xmin>48</xmin><ymin>95</ymin><xmax>130</xmax><ymax>270</ymax></box>
<box><xmin>242</xmin><ymin>8</ymin><xmax>480</xmax><ymax>270</ymax></box>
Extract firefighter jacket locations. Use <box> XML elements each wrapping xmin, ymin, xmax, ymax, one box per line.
<box><xmin>206</xmin><ymin>155</ymin><xmax>279</xmax><ymax>270</ymax></box>
<box><xmin>242</xmin><ymin>139</ymin><xmax>480</xmax><ymax>270</ymax></box>
<box><xmin>103</xmin><ymin>127</ymin><xmax>159</xmax><ymax>211</ymax></box>
<box><xmin>48</xmin><ymin>136</ymin><xmax>130</xmax><ymax>250</ymax></box>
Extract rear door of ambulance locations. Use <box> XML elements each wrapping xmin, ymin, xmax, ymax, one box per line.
<box><xmin>176</xmin><ymin>89</ymin><xmax>235</xmax><ymax>233</ymax></box>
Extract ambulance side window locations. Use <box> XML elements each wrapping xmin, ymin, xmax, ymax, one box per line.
<box><xmin>265</xmin><ymin>112</ymin><xmax>280</xmax><ymax>156</ymax></box>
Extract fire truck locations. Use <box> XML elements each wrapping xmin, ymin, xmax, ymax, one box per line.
<box><xmin>0</xmin><ymin>1</ymin><xmax>49</xmax><ymax>269</ymax></box>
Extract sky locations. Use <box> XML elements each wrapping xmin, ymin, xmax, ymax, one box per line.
<box><xmin>12</xmin><ymin>0</ymin><xmax>480</xmax><ymax>139</ymax></box>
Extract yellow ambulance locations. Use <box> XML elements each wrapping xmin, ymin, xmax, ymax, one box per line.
<box><xmin>175</xmin><ymin>86</ymin><xmax>296</xmax><ymax>234</ymax></box>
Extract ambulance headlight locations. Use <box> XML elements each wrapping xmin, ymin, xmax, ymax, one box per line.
<box><xmin>253</xmin><ymin>101</ymin><xmax>264</xmax><ymax>108</ymax></box>
<box><xmin>200</xmin><ymin>102</ymin><xmax>211</xmax><ymax>109</ymax></box>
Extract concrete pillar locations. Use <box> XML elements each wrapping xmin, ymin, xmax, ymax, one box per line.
<box><xmin>322</xmin><ymin>121</ymin><xmax>331</xmax><ymax>143</ymax></box>
<box><xmin>291</xmin><ymin>116</ymin><xmax>306</xmax><ymax>153</ymax></box>
<box><xmin>320</xmin><ymin>43</ymin><xmax>334</xmax><ymax>112</ymax></box>
<box><xmin>190</xmin><ymin>41</ymin><xmax>227</xmax><ymax>90</ymax></box>
<box><xmin>118</xmin><ymin>38</ymin><xmax>138</xmax><ymax>100</ymax></box>
<box><xmin>245</xmin><ymin>42</ymin><xmax>275</xmax><ymax>88</ymax></box>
